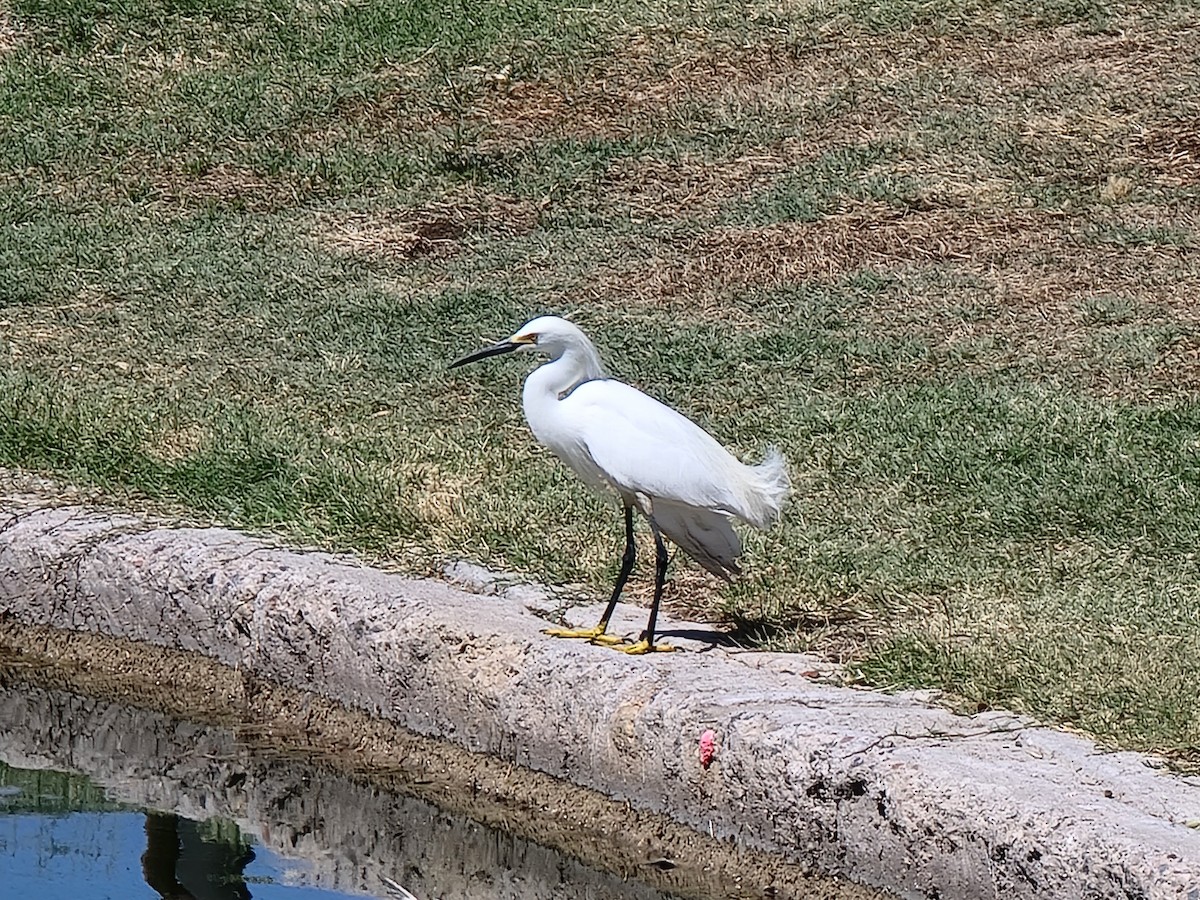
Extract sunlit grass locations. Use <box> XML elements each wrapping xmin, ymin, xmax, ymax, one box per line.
<box><xmin>1</xmin><ymin>0</ymin><xmax>1199</xmax><ymax>760</ymax></box>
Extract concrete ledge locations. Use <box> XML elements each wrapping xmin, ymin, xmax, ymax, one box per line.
<box><xmin>2</xmin><ymin>487</ymin><xmax>1199</xmax><ymax>899</ymax></box>
<box><xmin>1</xmin><ymin>634</ymin><xmax>864</xmax><ymax>900</ymax></box>
<box><xmin>0</xmin><ymin>680</ymin><xmax>672</xmax><ymax>900</ymax></box>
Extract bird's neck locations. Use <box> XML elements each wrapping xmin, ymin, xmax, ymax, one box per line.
<box><xmin>521</xmin><ymin>344</ymin><xmax>604</xmax><ymax>439</ymax></box>
<box><xmin>527</xmin><ymin>342</ymin><xmax>605</xmax><ymax>401</ymax></box>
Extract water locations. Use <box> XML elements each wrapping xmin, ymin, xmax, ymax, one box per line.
<box><xmin>0</xmin><ymin>783</ymin><xmax>345</xmax><ymax>900</ymax></box>
<box><xmin>0</xmin><ymin>680</ymin><xmax>693</xmax><ymax>900</ymax></box>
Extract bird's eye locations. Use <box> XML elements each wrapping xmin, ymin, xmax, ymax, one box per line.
<box><xmin>524</xmin><ymin>333</ymin><xmax>539</xmax><ymax>344</ymax></box>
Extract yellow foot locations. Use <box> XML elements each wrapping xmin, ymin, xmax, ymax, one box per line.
<box><xmin>621</xmin><ymin>639</ymin><xmax>677</xmax><ymax>655</ymax></box>
<box><xmin>542</xmin><ymin>625</ymin><xmax>625</xmax><ymax>645</ymax></box>
<box><xmin>589</xmin><ymin>632</ymin><xmax>628</xmax><ymax>646</ymax></box>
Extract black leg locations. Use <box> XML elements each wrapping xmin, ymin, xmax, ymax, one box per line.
<box><xmin>596</xmin><ymin>504</ymin><xmax>636</xmax><ymax>633</ymax></box>
<box><xmin>641</xmin><ymin>518</ymin><xmax>669</xmax><ymax>649</ymax></box>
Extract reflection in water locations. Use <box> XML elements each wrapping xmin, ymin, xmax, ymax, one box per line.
<box><xmin>0</xmin><ymin>684</ymin><xmax>692</xmax><ymax>900</ymax></box>
<box><xmin>0</xmin><ymin>760</ymin><xmax>329</xmax><ymax>900</ymax></box>
<box><xmin>142</xmin><ymin>812</ymin><xmax>254</xmax><ymax>900</ymax></box>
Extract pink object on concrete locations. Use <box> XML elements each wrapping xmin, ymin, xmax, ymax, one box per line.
<box><xmin>699</xmin><ymin>729</ymin><xmax>717</xmax><ymax>770</ymax></box>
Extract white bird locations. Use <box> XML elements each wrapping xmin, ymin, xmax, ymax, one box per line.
<box><xmin>449</xmin><ymin>316</ymin><xmax>790</xmax><ymax>653</ymax></box>
<box><xmin>384</xmin><ymin>878</ymin><xmax>427</xmax><ymax>900</ymax></box>
<box><xmin>379</xmin><ymin>874</ymin><xmax>422</xmax><ymax>900</ymax></box>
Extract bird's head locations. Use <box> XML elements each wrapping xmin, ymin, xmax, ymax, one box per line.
<box><xmin>449</xmin><ymin>316</ymin><xmax>590</xmax><ymax>368</ymax></box>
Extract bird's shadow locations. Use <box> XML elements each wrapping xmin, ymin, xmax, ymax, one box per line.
<box><xmin>658</xmin><ymin>615</ymin><xmax>788</xmax><ymax>652</ymax></box>
<box><xmin>655</xmin><ymin>627</ymin><xmax>743</xmax><ymax>650</ymax></box>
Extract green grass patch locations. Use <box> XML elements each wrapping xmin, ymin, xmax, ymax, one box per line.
<box><xmin>2</xmin><ymin>0</ymin><xmax>1200</xmax><ymax>763</ymax></box>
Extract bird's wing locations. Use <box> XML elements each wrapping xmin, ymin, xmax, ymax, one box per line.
<box><xmin>379</xmin><ymin>876</ymin><xmax>422</xmax><ymax>900</ymax></box>
<box><xmin>562</xmin><ymin>379</ymin><xmax>744</xmax><ymax>515</ymax></box>
<box><xmin>652</xmin><ymin>498</ymin><xmax>743</xmax><ymax>579</ymax></box>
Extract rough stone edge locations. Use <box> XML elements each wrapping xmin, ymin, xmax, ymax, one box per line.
<box><xmin>0</xmin><ymin>624</ymin><xmax>878</xmax><ymax>900</ymax></box>
<box><xmin>1</xmin><ymin>491</ymin><xmax>1198</xmax><ymax>900</ymax></box>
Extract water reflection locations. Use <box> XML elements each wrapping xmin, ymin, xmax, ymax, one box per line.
<box><xmin>0</xmin><ymin>762</ymin><xmax>345</xmax><ymax>900</ymax></box>
<box><xmin>0</xmin><ymin>682</ymin><xmax>689</xmax><ymax>900</ymax></box>
<box><xmin>142</xmin><ymin>812</ymin><xmax>254</xmax><ymax>900</ymax></box>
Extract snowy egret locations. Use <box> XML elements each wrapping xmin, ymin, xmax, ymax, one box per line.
<box><xmin>450</xmin><ymin>316</ymin><xmax>790</xmax><ymax>653</ymax></box>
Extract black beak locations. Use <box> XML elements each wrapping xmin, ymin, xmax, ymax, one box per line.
<box><xmin>448</xmin><ymin>340</ymin><xmax>522</xmax><ymax>369</ymax></box>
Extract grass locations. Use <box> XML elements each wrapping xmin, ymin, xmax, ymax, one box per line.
<box><xmin>0</xmin><ymin>761</ymin><xmax>123</xmax><ymax>813</ymax></box>
<box><xmin>2</xmin><ymin>0</ymin><xmax>1199</xmax><ymax>762</ymax></box>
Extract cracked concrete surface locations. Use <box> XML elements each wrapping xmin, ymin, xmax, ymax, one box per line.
<box><xmin>1</xmin><ymin>482</ymin><xmax>1199</xmax><ymax>900</ymax></box>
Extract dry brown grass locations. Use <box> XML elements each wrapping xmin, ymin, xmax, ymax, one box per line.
<box><xmin>586</xmin><ymin>209</ymin><xmax>1060</xmax><ymax>310</ymax></box>
<box><xmin>158</xmin><ymin>163</ymin><xmax>293</xmax><ymax>210</ymax></box>
<box><xmin>474</xmin><ymin>34</ymin><xmax>857</xmax><ymax>147</ymax></box>
<box><xmin>316</xmin><ymin>190</ymin><xmax>540</xmax><ymax>260</ymax></box>
<box><xmin>680</xmin><ymin>210</ymin><xmax>1017</xmax><ymax>284</ymax></box>
<box><xmin>0</xmin><ymin>5</ymin><xmax>19</xmax><ymax>55</ymax></box>
<box><xmin>473</xmin><ymin>22</ymin><xmax>1198</xmax><ymax>145</ymax></box>
<box><xmin>578</xmin><ymin>197</ymin><xmax>1199</xmax><ymax>394</ymax></box>
<box><xmin>16</xmin><ymin>159</ymin><xmax>301</xmax><ymax>213</ymax></box>
<box><xmin>1132</xmin><ymin>127</ymin><xmax>1200</xmax><ymax>187</ymax></box>
<box><xmin>603</xmin><ymin>152</ymin><xmax>797</xmax><ymax>221</ymax></box>
<box><xmin>145</xmin><ymin>424</ymin><xmax>211</xmax><ymax>463</ymax></box>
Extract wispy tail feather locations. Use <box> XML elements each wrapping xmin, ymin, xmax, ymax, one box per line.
<box><xmin>739</xmin><ymin>446</ymin><xmax>791</xmax><ymax>530</ymax></box>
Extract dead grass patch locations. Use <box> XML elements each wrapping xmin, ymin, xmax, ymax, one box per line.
<box><xmin>473</xmin><ymin>21</ymin><xmax>1198</xmax><ymax>146</ymax></box>
<box><xmin>602</xmin><ymin>152</ymin><xmax>794</xmax><ymax>220</ymax></box>
<box><xmin>477</xmin><ymin>78</ymin><xmax>625</xmax><ymax>142</ymax></box>
<box><xmin>947</xmin><ymin>23</ymin><xmax>1197</xmax><ymax>101</ymax></box>
<box><xmin>587</xmin><ymin>200</ymin><xmax>1200</xmax><ymax>398</ymax></box>
<box><xmin>874</xmin><ymin>236</ymin><xmax>1200</xmax><ymax>397</ymax></box>
<box><xmin>295</xmin><ymin>80</ymin><xmax>455</xmax><ymax>151</ymax></box>
<box><xmin>316</xmin><ymin>190</ymin><xmax>539</xmax><ymax>261</ymax></box>
<box><xmin>157</xmin><ymin>163</ymin><xmax>291</xmax><ymax>210</ymax></box>
<box><xmin>41</xmin><ymin>161</ymin><xmax>299</xmax><ymax>213</ymax></box>
<box><xmin>473</xmin><ymin>33</ymin><xmax>899</xmax><ymax>146</ymax></box>
<box><xmin>1132</xmin><ymin>127</ymin><xmax>1200</xmax><ymax>187</ymax></box>
<box><xmin>409</xmin><ymin>462</ymin><xmax>478</xmax><ymax>529</ymax></box>
<box><xmin>604</xmin><ymin>208</ymin><xmax>1062</xmax><ymax>305</ymax></box>
<box><xmin>0</xmin><ymin>6</ymin><xmax>20</xmax><ymax>55</ymax></box>
<box><xmin>145</xmin><ymin>424</ymin><xmax>210</xmax><ymax>463</ymax></box>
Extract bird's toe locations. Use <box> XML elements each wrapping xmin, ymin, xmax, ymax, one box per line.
<box><xmin>588</xmin><ymin>632</ymin><xmax>628</xmax><ymax>646</ymax></box>
<box><xmin>621</xmin><ymin>639</ymin><xmax>676</xmax><ymax>655</ymax></box>
<box><xmin>542</xmin><ymin>624</ymin><xmax>609</xmax><ymax>641</ymax></box>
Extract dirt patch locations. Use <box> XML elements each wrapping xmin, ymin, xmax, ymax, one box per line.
<box><xmin>0</xmin><ymin>619</ymin><xmax>888</xmax><ymax>900</ymax></box>
<box><xmin>317</xmin><ymin>191</ymin><xmax>540</xmax><ymax>261</ymax></box>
